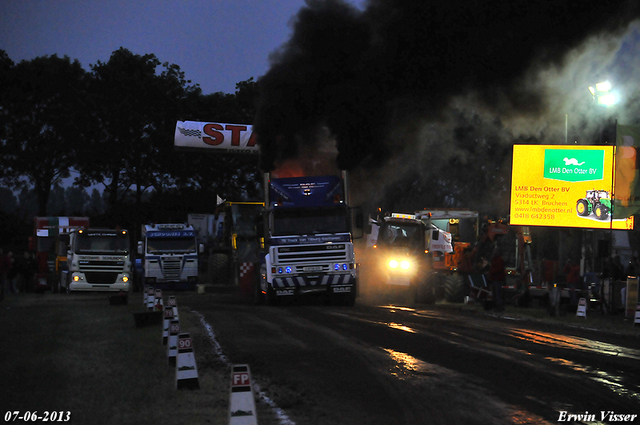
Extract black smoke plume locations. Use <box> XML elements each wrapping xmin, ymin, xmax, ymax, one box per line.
<box><xmin>254</xmin><ymin>0</ymin><xmax>640</xmax><ymax>210</ymax></box>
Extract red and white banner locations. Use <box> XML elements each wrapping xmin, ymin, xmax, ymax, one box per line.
<box><xmin>174</xmin><ymin>121</ymin><xmax>258</xmax><ymax>154</ymax></box>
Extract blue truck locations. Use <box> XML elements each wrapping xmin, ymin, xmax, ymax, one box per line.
<box><xmin>259</xmin><ymin>172</ymin><xmax>362</xmax><ymax>305</ymax></box>
<box><xmin>136</xmin><ymin>223</ymin><xmax>202</xmax><ymax>291</ymax></box>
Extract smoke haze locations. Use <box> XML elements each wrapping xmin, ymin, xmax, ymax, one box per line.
<box><xmin>254</xmin><ymin>0</ymin><xmax>640</xmax><ymax>212</ymax></box>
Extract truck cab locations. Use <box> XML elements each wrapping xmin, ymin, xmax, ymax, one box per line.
<box><xmin>137</xmin><ymin>224</ymin><xmax>202</xmax><ymax>291</ymax></box>
<box><xmin>261</xmin><ymin>172</ymin><xmax>361</xmax><ymax>305</ymax></box>
<box><xmin>66</xmin><ymin>228</ymin><xmax>131</xmax><ymax>292</ymax></box>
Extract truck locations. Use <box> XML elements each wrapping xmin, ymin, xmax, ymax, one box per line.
<box><xmin>366</xmin><ymin>212</ymin><xmax>457</xmax><ymax>304</ymax></box>
<box><xmin>202</xmin><ymin>202</ymin><xmax>265</xmax><ymax>289</ymax></box>
<box><xmin>63</xmin><ymin>228</ymin><xmax>132</xmax><ymax>292</ymax></box>
<box><xmin>29</xmin><ymin>216</ymin><xmax>90</xmax><ymax>293</ymax></box>
<box><xmin>137</xmin><ymin>223</ymin><xmax>202</xmax><ymax>291</ymax></box>
<box><xmin>260</xmin><ymin>172</ymin><xmax>362</xmax><ymax>305</ymax></box>
<box><xmin>367</xmin><ymin>210</ymin><xmax>535</xmax><ymax>306</ymax></box>
<box><xmin>416</xmin><ymin>209</ymin><xmax>480</xmax><ymax>302</ymax></box>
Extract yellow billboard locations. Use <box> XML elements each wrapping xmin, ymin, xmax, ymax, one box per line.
<box><xmin>510</xmin><ymin>145</ymin><xmax>634</xmax><ymax>229</ymax></box>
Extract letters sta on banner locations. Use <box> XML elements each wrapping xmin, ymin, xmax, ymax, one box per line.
<box><xmin>174</xmin><ymin>121</ymin><xmax>259</xmax><ymax>154</ymax></box>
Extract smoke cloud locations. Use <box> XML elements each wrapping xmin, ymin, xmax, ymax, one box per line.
<box><xmin>254</xmin><ymin>0</ymin><xmax>640</xmax><ymax>212</ymax></box>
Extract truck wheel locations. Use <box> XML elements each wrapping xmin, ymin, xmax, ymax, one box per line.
<box><xmin>444</xmin><ymin>274</ymin><xmax>465</xmax><ymax>303</ymax></box>
<box><xmin>340</xmin><ymin>284</ymin><xmax>357</xmax><ymax>306</ymax></box>
<box><xmin>576</xmin><ymin>199</ymin><xmax>590</xmax><ymax>216</ymax></box>
<box><xmin>423</xmin><ymin>270</ymin><xmax>444</xmax><ymax>302</ymax></box>
<box><xmin>594</xmin><ymin>204</ymin><xmax>609</xmax><ymax>220</ymax></box>
<box><xmin>253</xmin><ymin>278</ymin><xmax>265</xmax><ymax>305</ymax></box>
<box><xmin>208</xmin><ymin>253</ymin><xmax>229</xmax><ymax>284</ymax></box>
<box><xmin>266</xmin><ymin>286</ymin><xmax>278</xmax><ymax>306</ymax></box>
<box><xmin>58</xmin><ymin>272</ymin><xmax>67</xmax><ymax>294</ymax></box>
<box><xmin>414</xmin><ymin>272</ymin><xmax>435</xmax><ymax>304</ymax></box>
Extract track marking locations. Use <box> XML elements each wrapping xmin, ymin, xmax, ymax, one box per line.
<box><xmin>189</xmin><ymin>309</ymin><xmax>296</xmax><ymax>425</ymax></box>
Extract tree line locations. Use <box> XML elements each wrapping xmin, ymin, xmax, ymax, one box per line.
<box><xmin>0</xmin><ymin>48</ymin><xmax>262</xmax><ymax>248</ymax></box>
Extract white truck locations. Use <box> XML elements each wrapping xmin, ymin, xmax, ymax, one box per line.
<box><xmin>137</xmin><ymin>224</ymin><xmax>201</xmax><ymax>290</ymax></box>
<box><xmin>65</xmin><ymin>228</ymin><xmax>132</xmax><ymax>292</ymax></box>
<box><xmin>260</xmin><ymin>172</ymin><xmax>362</xmax><ymax>305</ymax></box>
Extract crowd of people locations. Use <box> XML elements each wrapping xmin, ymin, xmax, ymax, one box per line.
<box><xmin>0</xmin><ymin>247</ymin><xmax>38</xmax><ymax>298</ymax></box>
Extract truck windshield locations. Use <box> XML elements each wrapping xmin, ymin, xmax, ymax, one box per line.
<box><xmin>377</xmin><ymin>222</ymin><xmax>423</xmax><ymax>250</ymax></box>
<box><xmin>76</xmin><ymin>233</ymin><xmax>130</xmax><ymax>255</ymax></box>
<box><xmin>272</xmin><ymin>206</ymin><xmax>349</xmax><ymax>236</ymax></box>
<box><xmin>146</xmin><ymin>237</ymin><xmax>196</xmax><ymax>254</ymax></box>
<box><xmin>231</xmin><ymin>204</ymin><xmax>263</xmax><ymax>237</ymax></box>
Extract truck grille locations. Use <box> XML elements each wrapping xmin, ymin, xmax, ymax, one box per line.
<box><xmin>79</xmin><ymin>260</ymin><xmax>125</xmax><ymax>284</ymax></box>
<box><xmin>84</xmin><ymin>272</ymin><xmax>119</xmax><ymax>284</ymax></box>
<box><xmin>275</xmin><ymin>244</ymin><xmax>348</xmax><ymax>264</ymax></box>
<box><xmin>161</xmin><ymin>258</ymin><xmax>182</xmax><ymax>279</ymax></box>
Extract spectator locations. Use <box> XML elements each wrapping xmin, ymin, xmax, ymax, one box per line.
<box><xmin>25</xmin><ymin>252</ymin><xmax>38</xmax><ymax>292</ymax></box>
<box><xmin>626</xmin><ymin>256</ymin><xmax>639</xmax><ymax>278</ymax></box>
<box><xmin>0</xmin><ymin>248</ymin><xmax>11</xmax><ymax>300</ymax></box>
<box><xmin>564</xmin><ymin>259</ymin><xmax>581</xmax><ymax>304</ymax></box>
<box><xmin>17</xmin><ymin>251</ymin><xmax>37</xmax><ymax>293</ymax></box>
<box><xmin>6</xmin><ymin>251</ymin><xmax>19</xmax><ymax>294</ymax></box>
<box><xmin>612</xmin><ymin>255</ymin><xmax>625</xmax><ymax>281</ymax></box>
<box><xmin>489</xmin><ymin>247</ymin><xmax>506</xmax><ymax>312</ymax></box>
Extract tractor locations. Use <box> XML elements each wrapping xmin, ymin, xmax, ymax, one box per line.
<box><xmin>576</xmin><ymin>190</ymin><xmax>611</xmax><ymax>220</ymax></box>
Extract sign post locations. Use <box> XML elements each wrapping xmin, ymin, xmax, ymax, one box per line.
<box><xmin>167</xmin><ymin>320</ymin><xmax>180</xmax><ymax>365</ymax></box>
<box><xmin>175</xmin><ymin>333</ymin><xmax>199</xmax><ymax>389</ymax></box>
<box><xmin>229</xmin><ymin>364</ymin><xmax>258</xmax><ymax>425</ymax></box>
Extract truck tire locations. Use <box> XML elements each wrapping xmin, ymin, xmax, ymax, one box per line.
<box><xmin>416</xmin><ymin>278</ymin><xmax>437</xmax><ymax>304</ymax></box>
<box><xmin>208</xmin><ymin>253</ymin><xmax>229</xmax><ymax>284</ymax></box>
<box><xmin>266</xmin><ymin>285</ymin><xmax>278</xmax><ymax>306</ymax></box>
<box><xmin>333</xmin><ymin>283</ymin><xmax>356</xmax><ymax>306</ymax></box>
<box><xmin>444</xmin><ymin>274</ymin><xmax>465</xmax><ymax>303</ymax></box>
<box><xmin>58</xmin><ymin>271</ymin><xmax>68</xmax><ymax>294</ymax></box>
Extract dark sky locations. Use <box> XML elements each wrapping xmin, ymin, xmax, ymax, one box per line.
<box><xmin>0</xmin><ymin>0</ymin><xmax>365</xmax><ymax>95</ymax></box>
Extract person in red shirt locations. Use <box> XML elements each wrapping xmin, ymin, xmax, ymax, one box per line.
<box><xmin>489</xmin><ymin>247</ymin><xmax>506</xmax><ymax>312</ymax></box>
<box><xmin>563</xmin><ymin>259</ymin><xmax>581</xmax><ymax>304</ymax></box>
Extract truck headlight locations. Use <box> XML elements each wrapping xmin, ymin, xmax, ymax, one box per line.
<box><xmin>388</xmin><ymin>260</ymin><xmax>398</xmax><ymax>269</ymax></box>
<box><xmin>122</xmin><ymin>276</ymin><xmax>129</xmax><ymax>283</ymax></box>
<box><xmin>400</xmin><ymin>260</ymin><xmax>411</xmax><ymax>270</ymax></box>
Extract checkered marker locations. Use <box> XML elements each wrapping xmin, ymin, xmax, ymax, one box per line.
<box><xmin>239</xmin><ymin>263</ymin><xmax>254</xmax><ymax>278</ymax></box>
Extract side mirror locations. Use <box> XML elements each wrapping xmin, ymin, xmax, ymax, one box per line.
<box><xmin>198</xmin><ymin>243</ymin><xmax>204</xmax><ymax>254</ymax></box>
<box><xmin>137</xmin><ymin>241</ymin><xmax>143</xmax><ymax>255</ymax></box>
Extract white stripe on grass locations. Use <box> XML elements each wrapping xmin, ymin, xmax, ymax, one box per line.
<box><xmin>190</xmin><ymin>309</ymin><xmax>296</xmax><ymax>425</ymax></box>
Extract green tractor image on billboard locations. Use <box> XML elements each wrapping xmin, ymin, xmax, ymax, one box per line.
<box><xmin>576</xmin><ymin>190</ymin><xmax>612</xmax><ymax>220</ymax></box>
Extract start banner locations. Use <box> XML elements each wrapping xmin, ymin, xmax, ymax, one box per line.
<box><xmin>174</xmin><ymin>121</ymin><xmax>258</xmax><ymax>154</ymax></box>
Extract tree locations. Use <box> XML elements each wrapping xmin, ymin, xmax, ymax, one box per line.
<box><xmin>1</xmin><ymin>55</ymin><xmax>88</xmax><ymax>216</ymax></box>
<box><xmin>0</xmin><ymin>187</ymin><xmax>17</xmax><ymax>214</ymax></box>
<box><xmin>75</xmin><ymin>48</ymin><xmax>199</xmax><ymax>212</ymax></box>
<box><xmin>87</xmin><ymin>189</ymin><xmax>104</xmax><ymax>215</ymax></box>
<box><xmin>65</xmin><ymin>186</ymin><xmax>90</xmax><ymax>215</ymax></box>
